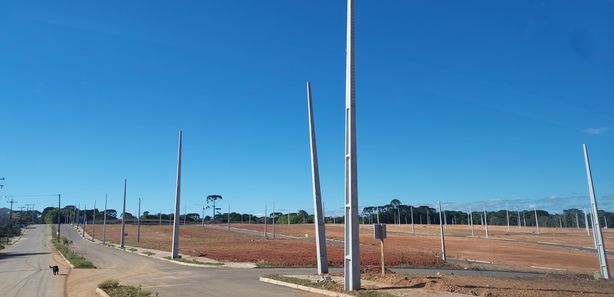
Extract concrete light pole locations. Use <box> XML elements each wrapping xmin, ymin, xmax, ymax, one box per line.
<box><xmin>438</xmin><ymin>201</ymin><xmax>446</xmax><ymax>261</ymax></box>
<box><xmin>307</xmin><ymin>81</ymin><xmax>329</xmax><ymax>275</ymax></box>
<box><xmin>469</xmin><ymin>207</ymin><xmax>474</xmax><ymax>236</ymax></box>
<box><xmin>137</xmin><ymin>197</ymin><xmax>141</xmax><ymax>243</ymax></box>
<box><xmin>102</xmin><ymin>194</ymin><xmax>107</xmax><ymax>244</ymax></box>
<box><xmin>483</xmin><ymin>208</ymin><xmax>489</xmax><ymax>238</ymax></box>
<box><xmin>120</xmin><ymin>180</ymin><xmax>127</xmax><ymax>248</ymax></box>
<box><xmin>506</xmin><ymin>206</ymin><xmax>510</xmax><ymax>232</ymax></box>
<box><xmin>57</xmin><ymin>194</ymin><xmax>61</xmax><ymax>239</ymax></box>
<box><xmin>171</xmin><ymin>130</ymin><xmax>182</xmax><ymax>259</ymax></box>
<box><xmin>583</xmin><ymin>144</ymin><xmax>610</xmax><ymax>279</ymax></box>
<box><xmin>575</xmin><ymin>212</ymin><xmax>580</xmax><ymax>229</ymax></box>
<box><xmin>264</xmin><ymin>204</ymin><xmax>268</xmax><ymax>239</ymax></box>
<box><xmin>272</xmin><ymin>202</ymin><xmax>276</xmax><ymax>239</ymax></box>
<box><xmin>534</xmin><ymin>207</ymin><xmax>540</xmax><ymax>235</ymax></box>
<box><xmin>518</xmin><ymin>210</ymin><xmax>521</xmax><ymax>228</ymax></box>
<box><xmin>343</xmin><ymin>0</ymin><xmax>361</xmax><ymax>291</ymax></box>
<box><xmin>410</xmin><ymin>205</ymin><xmax>415</xmax><ymax>234</ymax></box>
<box><xmin>585</xmin><ymin>209</ymin><xmax>591</xmax><ymax>237</ymax></box>
<box><xmin>92</xmin><ymin>200</ymin><xmax>96</xmax><ymax>241</ymax></box>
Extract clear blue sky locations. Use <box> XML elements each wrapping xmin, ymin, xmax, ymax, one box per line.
<box><xmin>1</xmin><ymin>1</ymin><xmax>613</xmax><ymax>216</ymax></box>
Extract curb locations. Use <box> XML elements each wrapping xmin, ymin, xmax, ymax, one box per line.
<box><xmin>259</xmin><ymin>277</ymin><xmax>353</xmax><ymax>297</ymax></box>
<box><xmin>96</xmin><ymin>287</ymin><xmax>111</xmax><ymax>297</ymax></box>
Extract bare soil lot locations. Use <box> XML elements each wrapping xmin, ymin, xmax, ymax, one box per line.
<box><xmin>360</xmin><ymin>269</ymin><xmax>614</xmax><ymax>297</ymax></box>
<box><xmin>87</xmin><ymin>223</ymin><xmax>612</xmax><ymax>274</ymax></box>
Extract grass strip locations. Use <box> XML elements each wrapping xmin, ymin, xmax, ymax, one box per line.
<box><xmin>266</xmin><ymin>274</ymin><xmax>395</xmax><ymax>297</ymax></box>
<box><xmin>50</xmin><ymin>226</ymin><xmax>95</xmax><ymax>268</ymax></box>
<box><xmin>98</xmin><ymin>279</ymin><xmax>157</xmax><ymax>297</ymax></box>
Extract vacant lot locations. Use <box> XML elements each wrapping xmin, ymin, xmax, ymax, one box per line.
<box><xmin>85</xmin><ymin>223</ymin><xmax>612</xmax><ymax>273</ymax></box>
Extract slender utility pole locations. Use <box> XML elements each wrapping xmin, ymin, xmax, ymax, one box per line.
<box><xmin>576</xmin><ymin>212</ymin><xmax>580</xmax><ymax>229</ymax></box>
<box><xmin>410</xmin><ymin>206</ymin><xmax>415</xmax><ymax>234</ymax></box>
<box><xmin>137</xmin><ymin>197</ymin><xmax>141</xmax><ymax>243</ymax></box>
<box><xmin>264</xmin><ymin>204</ymin><xmax>268</xmax><ymax>238</ymax></box>
<box><xmin>438</xmin><ymin>201</ymin><xmax>446</xmax><ymax>261</ymax></box>
<box><xmin>605</xmin><ymin>216</ymin><xmax>609</xmax><ymax>229</ymax></box>
<box><xmin>92</xmin><ymin>200</ymin><xmax>96</xmax><ymax>241</ymax></box>
<box><xmin>120</xmin><ymin>180</ymin><xmax>127</xmax><ymax>248</ymax></box>
<box><xmin>343</xmin><ymin>0</ymin><xmax>360</xmax><ymax>291</ymax></box>
<box><xmin>202</xmin><ymin>205</ymin><xmax>205</xmax><ymax>227</ymax></box>
<box><xmin>583</xmin><ymin>144</ymin><xmax>610</xmax><ymax>279</ymax></box>
<box><xmin>102</xmin><ymin>194</ymin><xmax>107</xmax><ymax>244</ymax></box>
<box><xmin>443</xmin><ymin>210</ymin><xmax>447</xmax><ymax>228</ymax></box>
<box><xmin>57</xmin><ymin>194</ymin><xmax>61</xmax><ymax>239</ymax></box>
<box><xmin>171</xmin><ymin>130</ymin><xmax>182</xmax><ymax>259</ymax></box>
<box><xmin>506</xmin><ymin>206</ymin><xmax>510</xmax><ymax>232</ymax></box>
<box><xmin>307</xmin><ymin>81</ymin><xmax>329</xmax><ymax>274</ymax></box>
<box><xmin>483</xmin><ymin>208</ymin><xmax>489</xmax><ymax>238</ymax></box>
<box><xmin>518</xmin><ymin>210</ymin><xmax>521</xmax><ymax>228</ymax></box>
<box><xmin>272</xmin><ymin>202</ymin><xmax>276</xmax><ymax>239</ymax></box>
<box><xmin>470</xmin><ymin>207</ymin><xmax>475</xmax><ymax>236</ymax></box>
<box><xmin>534</xmin><ymin>207</ymin><xmax>540</xmax><ymax>235</ymax></box>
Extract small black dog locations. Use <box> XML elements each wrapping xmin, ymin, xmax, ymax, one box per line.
<box><xmin>49</xmin><ymin>265</ymin><xmax>59</xmax><ymax>275</ymax></box>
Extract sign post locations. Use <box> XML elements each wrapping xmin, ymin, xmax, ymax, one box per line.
<box><xmin>373</xmin><ymin>224</ymin><xmax>387</xmax><ymax>275</ymax></box>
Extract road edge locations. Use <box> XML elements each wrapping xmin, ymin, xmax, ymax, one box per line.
<box><xmin>259</xmin><ymin>277</ymin><xmax>353</xmax><ymax>297</ymax></box>
<box><xmin>95</xmin><ymin>287</ymin><xmax>111</xmax><ymax>297</ymax></box>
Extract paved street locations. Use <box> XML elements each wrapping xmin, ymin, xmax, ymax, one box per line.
<box><xmin>61</xmin><ymin>224</ymin><xmax>316</xmax><ymax>297</ymax></box>
<box><xmin>0</xmin><ymin>225</ymin><xmax>65</xmax><ymax>297</ymax></box>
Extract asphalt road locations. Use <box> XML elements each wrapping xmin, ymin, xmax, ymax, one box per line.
<box><xmin>60</xmin><ymin>224</ymin><xmax>316</xmax><ymax>297</ymax></box>
<box><xmin>0</xmin><ymin>225</ymin><xmax>64</xmax><ymax>297</ymax></box>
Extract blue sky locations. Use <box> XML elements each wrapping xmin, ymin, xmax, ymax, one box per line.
<box><xmin>1</xmin><ymin>1</ymin><xmax>613</xmax><ymax>216</ymax></box>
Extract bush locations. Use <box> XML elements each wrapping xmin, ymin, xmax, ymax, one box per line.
<box><xmin>98</xmin><ymin>279</ymin><xmax>157</xmax><ymax>297</ymax></box>
<box><xmin>99</xmin><ymin>279</ymin><xmax>120</xmax><ymax>290</ymax></box>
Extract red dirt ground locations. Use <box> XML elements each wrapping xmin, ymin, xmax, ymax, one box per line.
<box><xmin>86</xmin><ymin>223</ymin><xmax>612</xmax><ymax>274</ymax></box>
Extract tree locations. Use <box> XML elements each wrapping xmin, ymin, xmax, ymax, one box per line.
<box><xmin>206</xmin><ymin>195</ymin><xmax>223</xmax><ymax>220</ymax></box>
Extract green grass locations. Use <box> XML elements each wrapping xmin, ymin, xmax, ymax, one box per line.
<box><xmin>142</xmin><ymin>251</ymin><xmax>155</xmax><ymax>256</ymax></box>
<box><xmin>128</xmin><ymin>248</ymin><xmax>138</xmax><ymax>252</ymax></box>
<box><xmin>50</xmin><ymin>226</ymin><xmax>95</xmax><ymax>268</ymax></box>
<box><xmin>265</xmin><ymin>275</ymin><xmax>395</xmax><ymax>297</ymax></box>
<box><xmin>98</xmin><ymin>279</ymin><xmax>158</xmax><ymax>297</ymax></box>
<box><xmin>163</xmin><ymin>256</ymin><xmax>223</xmax><ymax>265</ymax></box>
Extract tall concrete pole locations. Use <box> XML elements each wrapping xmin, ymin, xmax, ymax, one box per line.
<box><xmin>307</xmin><ymin>81</ymin><xmax>329</xmax><ymax>274</ymax></box>
<box><xmin>534</xmin><ymin>207</ymin><xmax>540</xmax><ymax>235</ymax></box>
<box><xmin>469</xmin><ymin>207</ymin><xmax>474</xmax><ymax>236</ymax></box>
<box><xmin>583</xmin><ymin>144</ymin><xmax>610</xmax><ymax>279</ymax></box>
<box><xmin>264</xmin><ymin>204</ymin><xmax>268</xmax><ymax>239</ymax></box>
<box><xmin>57</xmin><ymin>194</ymin><xmax>61</xmax><ymax>239</ymax></box>
<box><xmin>343</xmin><ymin>0</ymin><xmax>360</xmax><ymax>291</ymax></box>
<box><xmin>171</xmin><ymin>130</ymin><xmax>182</xmax><ymax>259</ymax></box>
<box><xmin>443</xmin><ymin>210</ymin><xmax>447</xmax><ymax>228</ymax></box>
<box><xmin>410</xmin><ymin>205</ymin><xmax>415</xmax><ymax>234</ymax></box>
<box><xmin>120</xmin><ymin>179</ymin><xmax>127</xmax><ymax>248</ymax></box>
<box><xmin>92</xmin><ymin>200</ymin><xmax>96</xmax><ymax>241</ymax></box>
<box><xmin>483</xmin><ymin>208</ymin><xmax>489</xmax><ymax>238</ymax></box>
<box><xmin>102</xmin><ymin>194</ymin><xmax>107</xmax><ymax>244</ymax></box>
<box><xmin>605</xmin><ymin>216</ymin><xmax>608</xmax><ymax>229</ymax></box>
<box><xmin>272</xmin><ymin>202</ymin><xmax>276</xmax><ymax>239</ymax></box>
<box><xmin>137</xmin><ymin>197</ymin><xmax>141</xmax><ymax>243</ymax></box>
<box><xmin>438</xmin><ymin>202</ymin><xmax>446</xmax><ymax>261</ymax></box>
<box><xmin>575</xmin><ymin>212</ymin><xmax>580</xmax><ymax>229</ymax></box>
<box><xmin>518</xmin><ymin>210</ymin><xmax>521</xmax><ymax>228</ymax></box>
<box><xmin>559</xmin><ymin>216</ymin><xmax>563</xmax><ymax>229</ymax></box>
<box><xmin>506</xmin><ymin>207</ymin><xmax>510</xmax><ymax>232</ymax></box>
